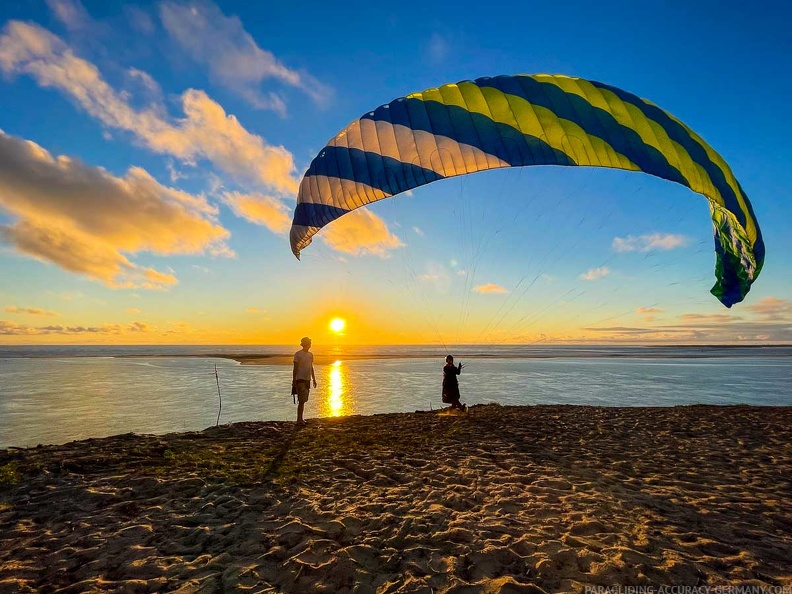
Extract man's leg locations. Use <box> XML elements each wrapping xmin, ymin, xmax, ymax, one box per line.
<box><xmin>296</xmin><ymin>384</ymin><xmax>309</xmax><ymax>424</ymax></box>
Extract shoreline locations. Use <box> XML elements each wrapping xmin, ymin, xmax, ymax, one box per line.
<box><xmin>152</xmin><ymin>346</ymin><xmax>792</xmax><ymax>366</ymax></box>
<box><xmin>1</xmin><ymin>344</ymin><xmax>790</xmax><ymax>367</ymax></box>
<box><xmin>1</xmin><ymin>404</ymin><xmax>790</xmax><ymax>591</ymax></box>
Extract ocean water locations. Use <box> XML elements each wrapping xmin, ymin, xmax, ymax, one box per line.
<box><xmin>0</xmin><ymin>345</ymin><xmax>790</xmax><ymax>448</ymax></box>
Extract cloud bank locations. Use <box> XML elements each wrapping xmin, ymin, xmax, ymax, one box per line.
<box><xmin>0</xmin><ymin>20</ymin><xmax>299</xmax><ymax>194</ymax></box>
<box><xmin>0</xmin><ymin>130</ymin><xmax>230</xmax><ymax>288</ymax></box>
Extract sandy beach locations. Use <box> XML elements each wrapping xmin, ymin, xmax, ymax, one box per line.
<box><xmin>1</xmin><ymin>404</ymin><xmax>790</xmax><ymax>593</ymax></box>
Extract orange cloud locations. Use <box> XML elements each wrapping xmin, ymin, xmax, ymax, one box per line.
<box><xmin>635</xmin><ymin>306</ymin><xmax>663</xmax><ymax>321</ymax></box>
<box><xmin>745</xmin><ymin>297</ymin><xmax>792</xmax><ymax>319</ymax></box>
<box><xmin>678</xmin><ymin>313</ymin><xmax>738</xmax><ymax>322</ymax></box>
<box><xmin>319</xmin><ymin>209</ymin><xmax>403</xmax><ymax>256</ymax></box>
<box><xmin>5</xmin><ymin>306</ymin><xmax>58</xmax><ymax>316</ymax></box>
<box><xmin>223</xmin><ymin>192</ymin><xmax>291</xmax><ymax>234</ymax></box>
<box><xmin>0</xmin><ymin>319</ymin><xmax>154</xmax><ymax>335</ymax></box>
<box><xmin>0</xmin><ymin>130</ymin><xmax>230</xmax><ymax>288</ymax></box>
<box><xmin>473</xmin><ymin>283</ymin><xmax>508</xmax><ymax>294</ymax></box>
<box><xmin>162</xmin><ymin>321</ymin><xmax>195</xmax><ymax>336</ymax></box>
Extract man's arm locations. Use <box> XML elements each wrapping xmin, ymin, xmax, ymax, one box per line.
<box><xmin>311</xmin><ymin>364</ymin><xmax>317</xmax><ymax>388</ymax></box>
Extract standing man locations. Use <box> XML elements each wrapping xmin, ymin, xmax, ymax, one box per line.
<box><xmin>292</xmin><ymin>336</ymin><xmax>317</xmax><ymax>425</ymax></box>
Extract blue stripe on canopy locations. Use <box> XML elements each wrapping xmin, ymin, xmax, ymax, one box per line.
<box><xmin>305</xmin><ymin>146</ymin><xmax>445</xmax><ymax>197</ymax></box>
<box><xmin>362</xmin><ymin>101</ymin><xmax>576</xmax><ymax>168</ymax></box>
<box><xmin>292</xmin><ymin>203</ymin><xmax>351</xmax><ymax>228</ymax></box>
<box><xmin>478</xmin><ymin>76</ymin><xmax>690</xmax><ymax>188</ymax></box>
<box><xmin>588</xmin><ymin>80</ymin><xmax>749</xmax><ymax>229</ymax></box>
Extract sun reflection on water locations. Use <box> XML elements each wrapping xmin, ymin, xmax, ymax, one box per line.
<box><xmin>325</xmin><ymin>360</ymin><xmax>346</xmax><ymax>417</ymax></box>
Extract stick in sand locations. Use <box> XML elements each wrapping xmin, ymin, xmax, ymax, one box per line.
<box><xmin>214</xmin><ymin>364</ymin><xmax>222</xmax><ymax>427</ymax></box>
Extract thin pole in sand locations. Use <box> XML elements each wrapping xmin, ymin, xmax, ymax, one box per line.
<box><xmin>214</xmin><ymin>364</ymin><xmax>222</xmax><ymax>427</ymax></box>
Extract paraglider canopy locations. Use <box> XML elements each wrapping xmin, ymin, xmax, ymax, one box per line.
<box><xmin>290</xmin><ymin>74</ymin><xmax>764</xmax><ymax>308</ymax></box>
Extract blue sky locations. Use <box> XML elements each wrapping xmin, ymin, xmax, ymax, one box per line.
<box><xmin>0</xmin><ymin>0</ymin><xmax>789</xmax><ymax>345</ymax></box>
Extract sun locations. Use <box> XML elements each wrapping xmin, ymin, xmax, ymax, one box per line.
<box><xmin>329</xmin><ymin>317</ymin><xmax>346</xmax><ymax>333</ymax></box>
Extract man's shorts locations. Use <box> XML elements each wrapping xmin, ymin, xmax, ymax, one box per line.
<box><xmin>295</xmin><ymin>380</ymin><xmax>310</xmax><ymax>404</ymax></box>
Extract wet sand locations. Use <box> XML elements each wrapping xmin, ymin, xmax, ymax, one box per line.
<box><xmin>1</xmin><ymin>404</ymin><xmax>790</xmax><ymax>592</ymax></box>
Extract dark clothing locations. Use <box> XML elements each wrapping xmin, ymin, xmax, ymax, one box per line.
<box><xmin>442</xmin><ymin>362</ymin><xmax>463</xmax><ymax>406</ymax></box>
<box><xmin>293</xmin><ymin>379</ymin><xmax>310</xmax><ymax>404</ymax></box>
<box><xmin>442</xmin><ymin>384</ymin><xmax>460</xmax><ymax>403</ymax></box>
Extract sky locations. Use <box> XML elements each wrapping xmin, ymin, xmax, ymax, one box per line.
<box><xmin>0</xmin><ymin>0</ymin><xmax>790</xmax><ymax>346</ymax></box>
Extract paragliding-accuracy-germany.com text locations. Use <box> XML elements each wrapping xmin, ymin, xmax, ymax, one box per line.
<box><xmin>583</xmin><ymin>585</ymin><xmax>792</xmax><ymax>594</ymax></box>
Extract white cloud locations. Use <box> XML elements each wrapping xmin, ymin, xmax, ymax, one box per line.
<box><xmin>612</xmin><ymin>233</ymin><xmax>687</xmax><ymax>253</ymax></box>
<box><xmin>126</xmin><ymin>67</ymin><xmax>163</xmax><ymax>102</ymax></box>
<box><xmin>412</xmin><ymin>226</ymin><xmax>424</xmax><ymax>237</ymax></box>
<box><xmin>45</xmin><ymin>0</ymin><xmax>93</xmax><ymax>32</ymax></box>
<box><xmin>124</xmin><ymin>6</ymin><xmax>156</xmax><ymax>36</ymax></box>
<box><xmin>0</xmin><ymin>21</ymin><xmax>299</xmax><ymax>195</ymax></box>
<box><xmin>0</xmin><ymin>130</ymin><xmax>231</xmax><ymax>288</ymax></box>
<box><xmin>426</xmin><ymin>32</ymin><xmax>450</xmax><ymax>64</ymax></box>
<box><xmin>159</xmin><ymin>0</ymin><xmax>331</xmax><ymax>113</ymax></box>
<box><xmin>579</xmin><ymin>267</ymin><xmax>610</xmax><ymax>281</ymax></box>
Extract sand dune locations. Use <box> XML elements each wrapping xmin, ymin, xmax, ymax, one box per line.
<box><xmin>1</xmin><ymin>404</ymin><xmax>790</xmax><ymax>592</ymax></box>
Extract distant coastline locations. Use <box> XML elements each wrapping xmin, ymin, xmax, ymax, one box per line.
<box><xmin>188</xmin><ymin>345</ymin><xmax>792</xmax><ymax>366</ymax></box>
<box><xmin>1</xmin><ymin>343</ymin><xmax>791</xmax><ymax>365</ymax></box>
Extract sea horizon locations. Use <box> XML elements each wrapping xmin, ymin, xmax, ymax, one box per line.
<box><xmin>2</xmin><ymin>342</ymin><xmax>792</xmax><ymax>358</ymax></box>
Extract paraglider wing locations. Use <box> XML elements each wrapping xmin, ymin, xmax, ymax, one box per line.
<box><xmin>290</xmin><ymin>74</ymin><xmax>764</xmax><ymax>307</ymax></box>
